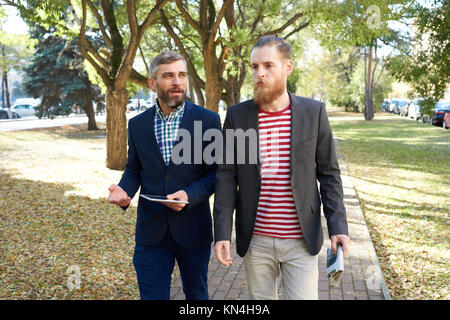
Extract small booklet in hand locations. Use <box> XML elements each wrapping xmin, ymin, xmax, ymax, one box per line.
<box><xmin>140</xmin><ymin>194</ymin><xmax>189</xmax><ymax>204</ymax></box>
<box><xmin>327</xmin><ymin>244</ymin><xmax>344</xmax><ymax>287</ymax></box>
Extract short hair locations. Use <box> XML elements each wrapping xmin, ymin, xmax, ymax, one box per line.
<box><xmin>149</xmin><ymin>51</ymin><xmax>186</xmax><ymax>79</ymax></box>
<box><xmin>251</xmin><ymin>35</ymin><xmax>292</xmax><ymax>60</ymax></box>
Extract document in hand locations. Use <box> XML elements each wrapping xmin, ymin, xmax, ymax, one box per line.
<box><xmin>326</xmin><ymin>245</ymin><xmax>344</xmax><ymax>287</ymax></box>
<box><xmin>140</xmin><ymin>194</ymin><xmax>189</xmax><ymax>204</ymax></box>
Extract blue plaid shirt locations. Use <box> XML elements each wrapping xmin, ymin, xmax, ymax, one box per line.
<box><xmin>154</xmin><ymin>102</ymin><xmax>185</xmax><ymax>166</ymax></box>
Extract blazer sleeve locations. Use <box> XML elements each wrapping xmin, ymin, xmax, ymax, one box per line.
<box><xmin>117</xmin><ymin>119</ymin><xmax>142</xmax><ymax>211</ymax></box>
<box><xmin>182</xmin><ymin>113</ymin><xmax>222</xmax><ymax>209</ymax></box>
<box><xmin>315</xmin><ymin>103</ymin><xmax>349</xmax><ymax>237</ymax></box>
<box><xmin>212</xmin><ymin>107</ymin><xmax>238</xmax><ymax>243</ymax></box>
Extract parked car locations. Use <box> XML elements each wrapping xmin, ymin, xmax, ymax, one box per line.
<box><xmin>10</xmin><ymin>103</ymin><xmax>37</xmax><ymax>117</ymax></box>
<box><xmin>429</xmin><ymin>102</ymin><xmax>450</xmax><ymax>127</ymax></box>
<box><xmin>387</xmin><ymin>99</ymin><xmax>397</xmax><ymax>112</ymax></box>
<box><xmin>399</xmin><ymin>100</ymin><xmax>411</xmax><ymax>116</ymax></box>
<box><xmin>140</xmin><ymin>100</ymin><xmax>155</xmax><ymax>111</ymax></box>
<box><xmin>443</xmin><ymin>111</ymin><xmax>450</xmax><ymax>129</ymax></box>
<box><xmin>390</xmin><ymin>99</ymin><xmax>408</xmax><ymax>114</ymax></box>
<box><xmin>408</xmin><ymin>98</ymin><xmax>425</xmax><ymax>121</ymax></box>
<box><xmin>0</xmin><ymin>109</ymin><xmax>20</xmax><ymax>119</ymax></box>
<box><xmin>381</xmin><ymin>100</ymin><xmax>390</xmax><ymax>112</ymax></box>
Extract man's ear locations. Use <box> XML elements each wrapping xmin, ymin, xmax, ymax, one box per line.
<box><xmin>148</xmin><ymin>78</ymin><xmax>156</xmax><ymax>91</ymax></box>
<box><xmin>285</xmin><ymin>59</ymin><xmax>294</xmax><ymax>76</ymax></box>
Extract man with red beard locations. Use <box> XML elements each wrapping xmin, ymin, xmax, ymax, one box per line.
<box><xmin>108</xmin><ymin>51</ymin><xmax>221</xmax><ymax>300</ymax></box>
<box><xmin>213</xmin><ymin>36</ymin><xmax>350</xmax><ymax>299</ymax></box>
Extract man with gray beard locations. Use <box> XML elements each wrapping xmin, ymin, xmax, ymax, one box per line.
<box><xmin>108</xmin><ymin>51</ymin><xmax>221</xmax><ymax>300</ymax></box>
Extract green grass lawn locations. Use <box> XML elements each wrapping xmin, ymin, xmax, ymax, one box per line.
<box><xmin>0</xmin><ymin>113</ymin><xmax>448</xmax><ymax>300</ymax></box>
<box><xmin>0</xmin><ymin>124</ymin><xmax>141</xmax><ymax>299</ymax></box>
<box><xmin>329</xmin><ymin>113</ymin><xmax>449</xmax><ymax>300</ymax></box>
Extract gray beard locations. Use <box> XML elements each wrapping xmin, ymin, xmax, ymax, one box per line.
<box><xmin>157</xmin><ymin>88</ymin><xmax>186</xmax><ymax>108</ymax></box>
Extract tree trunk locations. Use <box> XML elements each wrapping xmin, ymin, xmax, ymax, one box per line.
<box><xmin>364</xmin><ymin>90</ymin><xmax>374</xmax><ymax>120</ymax></box>
<box><xmin>188</xmin><ymin>74</ymin><xmax>196</xmax><ymax>104</ymax></box>
<box><xmin>203</xmin><ymin>49</ymin><xmax>221</xmax><ymax>113</ymax></box>
<box><xmin>84</xmin><ymin>100</ymin><xmax>99</xmax><ymax>130</ymax></box>
<box><xmin>106</xmin><ymin>88</ymin><xmax>128</xmax><ymax>170</ymax></box>
<box><xmin>364</xmin><ymin>46</ymin><xmax>374</xmax><ymax>121</ymax></box>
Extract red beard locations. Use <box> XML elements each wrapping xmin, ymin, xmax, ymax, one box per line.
<box><xmin>253</xmin><ymin>80</ymin><xmax>285</xmax><ymax>106</ymax></box>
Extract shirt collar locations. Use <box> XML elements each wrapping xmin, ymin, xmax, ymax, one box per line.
<box><xmin>155</xmin><ymin>100</ymin><xmax>185</xmax><ymax>120</ymax></box>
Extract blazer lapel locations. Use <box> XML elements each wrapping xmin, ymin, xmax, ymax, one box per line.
<box><xmin>246</xmin><ymin>101</ymin><xmax>261</xmax><ymax>180</ymax></box>
<box><xmin>289</xmin><ymin>92</ymin><xmax>308</xmax><ymax>166</ymax></box>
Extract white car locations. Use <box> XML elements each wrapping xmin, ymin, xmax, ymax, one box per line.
<box><xmin>11</xmin><ymin>103</ymin><xmax>37</xmax><ymax>117</ymax></box>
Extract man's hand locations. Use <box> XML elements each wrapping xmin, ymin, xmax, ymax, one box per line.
<box><xmin>108</xmin><ymin>184</ymin><xmax>131</xmax><ymax>207</ymax></box>
<box><xmin>330</xmin><ymin>234</ymin><xmax>350</xmax><ymax>257</ymax></box>
<box><xmin>165</xmin><ymin>190</ymin><xmax>188</xmax><ymax>212</ymax></box>
<box><xmin>214</xmin><ymin>240</ymin><xmax>233</xmax><ymax>266</ymax></box>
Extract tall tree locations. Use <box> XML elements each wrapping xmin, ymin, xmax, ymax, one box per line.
<box><xmin>23</xmin><ymin>27</ymin><xmax>103</xmax><ymax>129</ymax></box>
<box><xmin>0</xmin><ymin>6</ymin><xmax>34</xmax><ymax>114</ymax></box>
<box><xmin>387</xmin><ymin>0</ymin><xmax>450</xmax><ymax>115</ymax></box>
<box><xmin>160</xmin><ymin>0</ymin><xmax>313</xmax><ymax>112</ymax></box>
<box><xmin>315</xmin><ymin>0</ymin><xmax>413</xmax><ymax>120</ymax></box>
<box><xmin>2</xmin><ymin>0</ymin><xmax>169</xmax><ymax>170</ymax></box>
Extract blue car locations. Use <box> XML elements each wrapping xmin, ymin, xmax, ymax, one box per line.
<box><xmin>429</xmin><ymin>102</ymin><xmax>450</xmax><ymax>126</ymax></box>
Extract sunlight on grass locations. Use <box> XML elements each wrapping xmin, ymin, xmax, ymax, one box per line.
<box><xmin>330</xmin><ymin>114</ymin><xmax>449</xmax><ymax>300</ymax></box>
<box><xmin>0</xmin><ymin>123</ymin><xmax>141</xmax><ymax>299</ymax></box>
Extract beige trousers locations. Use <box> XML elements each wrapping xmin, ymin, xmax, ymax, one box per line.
<box><xmin>243</xmin><ymin>234</ymin><xmax>319</xmax><ymax>300</ymax></box>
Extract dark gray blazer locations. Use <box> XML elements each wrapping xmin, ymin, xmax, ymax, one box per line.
<box><xmin>213</xmin><ymin>92</ymin><xmax>348</xmax><ymax>257</ymax></box>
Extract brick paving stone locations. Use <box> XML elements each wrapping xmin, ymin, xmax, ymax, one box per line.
<box><xmin>343</xmin><ymin>293</ymin><xmax>355</xmax><ymax>300</ymax></box>
<box><xmin>167</xmin><ymin>138</ymin><xmax>389</xmax><ymax>301</ymax></box>
<box><xmin>318</xmin><ymin>280</ymin><xmax>329</xmax><ymax>290</ymax></box>
<box><xmin>212</xmin><ymin>290</ymin><xmax>227</xmax><ymax>300</ymax></box>
<box><xmin>353</xmin><ymin>280</ymin><xmax>367</xmax><ymax>291</ymax></box>
<box><xmin>319</xmin><ymin>290</ymin><xmax>329</xmax><ymax>300</ymax></box>
<box><xmin>226</xmin><ymin>288</ymin><xmax>241</xmax><ymax>300</ymax></box>
<box><xmin>355</xmin><ymin>293</ymin><xmax>369</xmax><ymax>300</ymax></box>
<box><xmin>238</xmin><ymin>292</ymin><xmax>249</xmax><ymax>300</ymax></box>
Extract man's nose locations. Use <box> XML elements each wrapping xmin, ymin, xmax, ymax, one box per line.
<box><xmin>172</xmin><ymin>76</ymin><xmax>182</xmax><ymax>86</ymax></box>
<box><xmin>256</xmin><ymin>67</ymin><xmax>265</xmax><ymax>78</ymax></box>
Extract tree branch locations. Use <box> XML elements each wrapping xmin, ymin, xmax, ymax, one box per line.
<box><xmin>0</xmin><ymin>0</ymin><xmax>18</xmax><ymax>7</ymax></box>
<box><xmin>283</xmin><ymin>20</ymin><xmax>310</xmax><ymax>39</ymax></box>
<box><xmin>129</xmin><ymin>68</ymin><xmax>149</xmax><ymax>87</ymax></box>
<box><xmin>261</xmin><ymin>12</ymin><xmax>305</xmax><ymax>37</ymax></box>
<box><xmin>80</xmin><ymin>0</ymin><xmax>109</xmax><ymax>85</ymax></box>
<box><xmin>86</xmin><ymin>0</ymin><xmax>112</xmax><ymax>49</ymax></box>
<box><xmin>138</xmin><ymin>44</ymin><xmax>149</xmax><ymax>78</ymax></box>
<box><xmin>127</xmin><ymin>0</ymin><xmax>139</xmax><ymax>39</ymax></box>
<box><xmin>175</xmin><ymin>0</ymin><xmax>201</xmax><ymax>33</ymax></box>
<box><xmin>138</xmin><ymin>0</ymin><xmax>170</xmax><ymax>39</ymax></box>
<box><xmin>210</xmin><ymin>0</ymin><xmax>234</xmax><ymax>38</ymax></box>
<box><xmin>160</xmin><ymin>9</ymin><xmax>205</xmax><ymax>90</ymax></box>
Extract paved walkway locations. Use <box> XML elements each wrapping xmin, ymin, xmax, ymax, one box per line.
<box><xmin>169</xmin><ymin>139</ymin><xmax>390</xmax><ymax>300</ymax></box>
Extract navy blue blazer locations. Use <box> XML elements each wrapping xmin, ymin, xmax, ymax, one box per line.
<box><xmin>118</xmin><ymin>100</ymin><xmax>221</xmax><ymax>248</ymax></box>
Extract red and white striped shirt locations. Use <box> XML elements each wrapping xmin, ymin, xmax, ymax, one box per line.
<box><xmin>253</xmin><ymin>105</ymin><xmax>303</xmax><ymax>239</ymax></box>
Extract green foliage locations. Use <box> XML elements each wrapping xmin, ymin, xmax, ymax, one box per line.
<box><xmin>287</xmin><ymin>66</ymin><xmax>300</xmax><ymax>94</ymax></box>
<box><xmin>23</xmin><ymin>27</ymin><xmax>103</xmax><ymax>118</ymax></box>
<box><xmin>331</xmin><ymin>116</ymin><xmax>449</xmax><ymax>299</ymax></box>
<box><xmin>386</xmin><ymin>0</ymin><xmax>450</xmax><ymax>112</ymax></box>
<box><xmin>348</xmin><ymin>60</ymin><xmax>392</xmax><ymax>113</ymax></box>
<box><xmin>0</xmin><ymin>7</ymin><xmax>36</xmax><ymax>73</ymax></box>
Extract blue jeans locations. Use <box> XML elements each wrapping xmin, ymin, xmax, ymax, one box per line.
<box><xmin>133</xmin><ymin>228</ymin><xmax>211</xmax><ymax>300</ymax></box>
